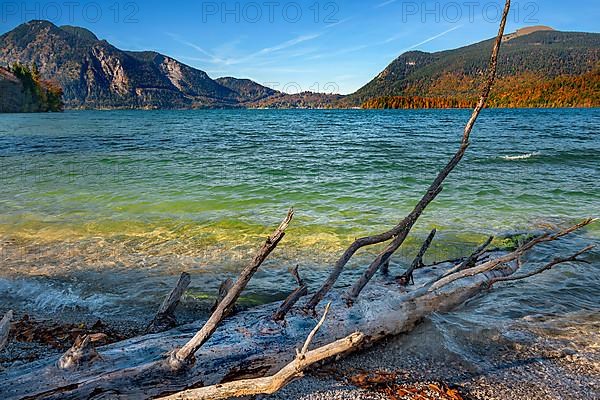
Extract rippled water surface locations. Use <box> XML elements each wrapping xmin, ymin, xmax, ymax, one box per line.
<box><xmin>0</xmin><ymin>109</ymin><xmax>598</xmax><ymax>349</ymax></box>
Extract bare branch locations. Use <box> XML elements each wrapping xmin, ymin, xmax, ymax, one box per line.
<box><xmin>211</xmin><ymin>278</ymin><xmax>235</xmax><ymax>317</ymax></box>
<box><xmin>169</xmin><ymin>209</ymin><xmax>294</xmax><ymax>368</ymax></box>
<box><xmin>273</xmin><ymin>266</ymin><xmax>308</xmax><ymax>321</ymax></box>
<box><xmin>397</xmin><ymin>229</ymin><xmax>437</xmax><ymax>285</ymax></box>
<box><xmin>488</xmin><ymin>245</ymin><xmax>595</xmax><ymax>286</ymax></box>
<box><xmin>299</xmin><ymin>302</ymin><xmax>331</xmax><ymax>357</ymax></box>
<box><xmin>441</xmin><ymin>236</ymin><xmax>493</xmax><ymax>278</ymax></box>
<box><xmin>428</xmin><ymin>219</ymin><xmax>595</xmax><ymax>292</ymax></box>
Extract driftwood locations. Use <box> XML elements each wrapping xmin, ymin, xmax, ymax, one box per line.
<box><xmin>441</xmin><ymin>236</ymin><xmax>494</xmax><ymax>278</ymax></box>
<box><xmin>212</xmin><ymin>278</ymin><xmax>234</xmax><ymax>316</ymax></box>
<box><xmin>488</xmin><ymin>245</ymin><xmax>595</xmax><ymax>286</ymax></box>
<box><xmin>57</xmin><ymin>333</ymin><xmax>107</xmax><ymax>369</ymax></box>
<box><xmin>310</xmin><ymin>0</ymin><xmax>511</xmax><ymax>310</ymax></box>
<box><xmin>0</xmin><ymin>219</ymin><xmax>592</xmax><ymax>399</ymax></box>
<box><xmin>0</xmin><ymin>219</ymin><xmax>594</xmax><ymax>399</ymax></box>
<box><xmin>169</xmin><ymin>209</ymin><xmax>294</xmax><ymax>369</ymax></box>
<box><xmin>146</xmin><ymin>272</ymin><xmax>191</xmax><ymax>334</ymax></box>
<box><xmin>0</xmin><ymin>310</ymin><xmax>12</xmax><ymax>351</ymax></box>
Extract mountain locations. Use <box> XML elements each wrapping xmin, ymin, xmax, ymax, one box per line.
<box><xmin>0</xmin><ymin>64</ymin><xmax>63</xmax><ymax>112</ymax></box>
<box><xmin>215</xmin><ymin>77</ymin><xmax>277</xmax><ymax>104</ymax></box>
<box><xmin>0</xmin><ymin>21</ymin><xmax>287</xmax><ymax>109</ymax></box>
<box><xmin>345</xmin><ymin>27</ymin><xmax>600</xmax><ymax>108</ymax></box>
<box><xmin>250</xmin><ymin>91</ymin><xmax>344</xmax><ymax>109</ymax></box>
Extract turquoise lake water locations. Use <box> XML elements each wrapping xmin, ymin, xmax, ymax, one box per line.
<box><xmin>0</xmin><ymin>109</ymin><xmax>598</xmax><ymax>343</ymax></box>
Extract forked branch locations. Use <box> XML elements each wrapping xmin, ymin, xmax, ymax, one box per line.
<box><xmin>440</xmin><ymin>235</ymin><xmax>494</xmax><ymax>278</ymax></box>
<box><xmin>273</xmin><ymin>266</ymin><xmax>308</xmax><ymax>321</ymax></box>
<box><xmin>428</xmin><ymin>218</ymin><xmax>596</xmax><ymax>292</ymax></box>
<box><xmin>308</xmin><ymin>0</ymin><xmax>511</xmax><ymax>308</ymax></box>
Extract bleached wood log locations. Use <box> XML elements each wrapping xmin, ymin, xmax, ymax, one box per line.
<box><xmin>0</xmin><ymin>260</ymin><xmax>506</xmax><ymax>399</ymax></box>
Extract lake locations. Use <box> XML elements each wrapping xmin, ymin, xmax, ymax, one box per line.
<box><xmin>0</xmin><ymin>109</ymin><xmax>598</xmax><ymax>359</ymax></box>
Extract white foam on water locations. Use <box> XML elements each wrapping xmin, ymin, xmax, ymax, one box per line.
<box><xmin>0</xmin><ymin>277</ymin><xmax>119</xmax><ymax>315</ymax></box>
<box><xmin>501</xmin><ymin>151</ymin><xmax>541</xmax><ymax>160</ymax></box>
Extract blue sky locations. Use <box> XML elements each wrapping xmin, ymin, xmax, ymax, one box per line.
<box><xmin>1</xmin><ymin>1</ymin><xmax>598</xmax><ymax>94</ymax></box>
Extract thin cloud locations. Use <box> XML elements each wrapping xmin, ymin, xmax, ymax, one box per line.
<box><xmin>324</xmin><ymin>17</ymin><xmax>353</xmax><ymax>29</ymax></box>
<box><xmin>254</xmin><ymin>33</ymin><xmax>322</xmax><ymax>56</ymax></box>
<box><xmin>402</xmin><ymin>25</ymin><xmax>463</xmax><ymax>51</ymax></box>
<box><xmin>166</xmin><ymin>32</ymin><xmax>229</xmax><ymax>65</ymax></box>
<box><xmin>224</xmin><ymin>32</ymin><xmax>322</xmax><ymax>65</ymax></box>
<box><xmin>375</xmin><ymin>0</ymin><xmax>397</xmax><ymax>8</ymax></box>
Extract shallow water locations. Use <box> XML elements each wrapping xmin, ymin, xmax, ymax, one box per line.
<box><xmin>0</xmin><ymin>109</ymin><xmax>598</xmax><ymax>354</ymax></box>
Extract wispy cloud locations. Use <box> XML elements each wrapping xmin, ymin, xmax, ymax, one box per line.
<box><xmin>252</xmin><ymin>33</ymin><xmax>322</xmax><ymax>57</ymax></box>
<box><xmin>170</xmin><ymin>31</ymin><xmax>322</xmax><ymax>67</ymax></box>
<box><xmin>402</xmin><ymin>25</ymin><xmax>463</xmax><ymax>51</ymax></box>
<box><xmin>375</xmin><ymin>0</ymin><xmax>397</xmax><ymax>8</ymax></box>
<box><xmin>324</xmin><ymin>17</ymin><xmax>353</xmax><ymax>29</ymax></box>
<box><xmin>166</xmin><ymin>32</ymin><xmax>230</xmax><ymax>65</ymax></box>
<box><xmin>382</xmin><ymin>32</ymin><xmax>405</xmax><ymax>44</ymax></box>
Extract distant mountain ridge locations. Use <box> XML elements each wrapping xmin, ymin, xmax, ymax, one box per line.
<box><xmin>345</xmin><ymin>27</ymin><xmax>600</xmax><ymax>108</ymax></box>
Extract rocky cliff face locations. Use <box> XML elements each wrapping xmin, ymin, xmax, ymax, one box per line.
<box><xmin>0</xmin><ymin>21</ymin><xmax>252</xmax><ymax>109</ymax></box>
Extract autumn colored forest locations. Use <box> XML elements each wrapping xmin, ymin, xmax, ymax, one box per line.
<box><xmin>362</xmin><ymin>69</ymin><xmax>600</xmax><ymax>109</ymax></box>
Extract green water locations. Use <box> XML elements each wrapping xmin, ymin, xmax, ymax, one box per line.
<box><xmin>0</xmin><ymin>109</ymin><xmax>598</xmax><ymax>325</ymax></box>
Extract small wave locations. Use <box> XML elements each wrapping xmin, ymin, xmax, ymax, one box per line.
<box><xmin>0</xmin><ymin>278</ymin><xmax>118</xmax><ymax>315</ymax></box>
<box><xmin>500</xmin><ymin>151</ymin><xmax>540</xmax><ymax>161</ymax></box>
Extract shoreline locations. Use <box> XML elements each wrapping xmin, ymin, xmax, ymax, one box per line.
<box><xmin>2</xmin><ymin>308</ymin><xmax>597</xmax><ymax>399</ymax></box>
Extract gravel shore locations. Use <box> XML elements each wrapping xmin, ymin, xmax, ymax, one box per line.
<box><xmin>259</xmin><ymin>317</ymin><xmax>600</xmax><ymax>400</ymax></box>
